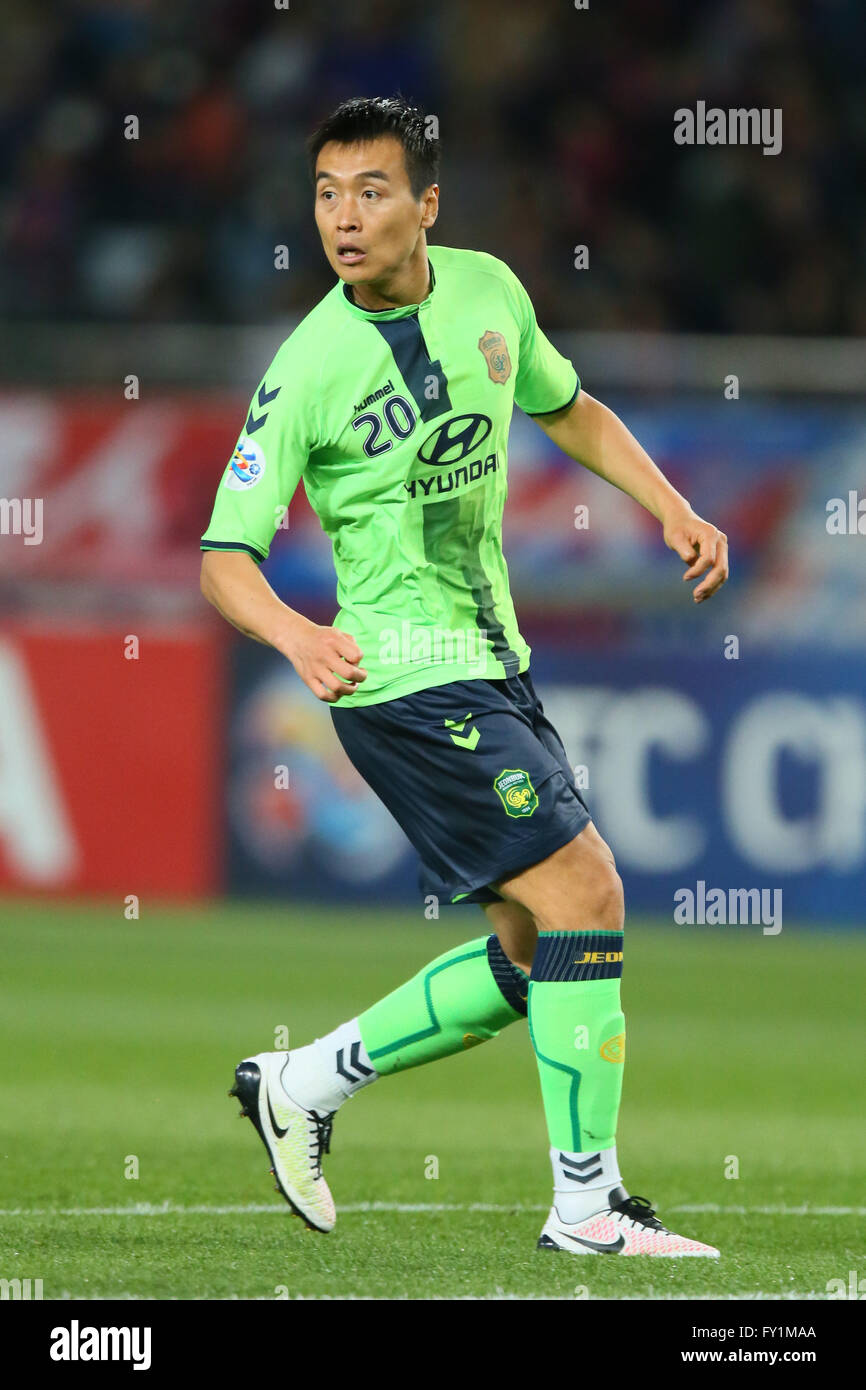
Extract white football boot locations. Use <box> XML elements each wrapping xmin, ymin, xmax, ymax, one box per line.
<box><xmin>538</xmin><ymin>1185</ymin><xmax>720</xmax><ymax>1257</ymax></box>
<box><xmin>229</xmin><ymin>1051</ymin><xmax>336</xmax><ymax>1232</ymax></box>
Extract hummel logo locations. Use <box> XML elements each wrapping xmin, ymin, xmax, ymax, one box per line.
<box><xmin>353</xmin><ymin>379</ymin><xmax>395</xmax><ymax>415</ymax></box>
<box><xmin>559</xmin><ymin>1151</ymin><xmax>603</xmax><ymax>1184</ymax></box>
<box><xmin>246</xmin><ymin>381</ymin><xmax>280</xmax><ymax>434</ymax></box>
<box><xmin>557</xmin><ymin>1229</ymin><xmax>626</xmax><ymax>1254</ymax></box>
<box><xmin>336</xmin><ymin>1042</ymin><xmax>374</xmax><ymax>1085</ymax></box>
<box><xmin>444</xmin><ymin>714</ymin><xmax>480</xmax><ymax>750</ymax></box>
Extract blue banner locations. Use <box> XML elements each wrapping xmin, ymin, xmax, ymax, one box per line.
<box><xmin>226</xmin><ymin>641</ymin><xmax>866</xmax><ymax>926</ymax></box>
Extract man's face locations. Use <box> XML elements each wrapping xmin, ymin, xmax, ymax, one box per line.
<box><xmin>314</xmin><ymin>135</ymin><xmax>437</xmax><ymax>285</ymax></box>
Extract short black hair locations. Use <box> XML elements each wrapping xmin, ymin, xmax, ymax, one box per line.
<box><xmin>307</xmin><ymin>95</ymin><xmax>440</xmax><ymax>200</ymax></box>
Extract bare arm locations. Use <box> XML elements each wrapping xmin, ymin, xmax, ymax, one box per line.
<box><xmin>200</xmin><ymin>549</ymin><xmax>367</xmax><ymax>702</ymax></box>
<box><xmin>534</xmin><ymin>390</ymin><xmax>729</xmax><ymax>603</ymax></box>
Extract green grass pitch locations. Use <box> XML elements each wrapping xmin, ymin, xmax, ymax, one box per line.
<box><xmin>0</xmin><ymin>898</ymin><xmax>863</xmax><ymax>1300</ymax></box>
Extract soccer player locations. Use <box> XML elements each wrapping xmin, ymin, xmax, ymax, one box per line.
<box><xmin>201</xmin><ymin>96</ymin><xmax>728</xmax><ymax>1257</ymax></box>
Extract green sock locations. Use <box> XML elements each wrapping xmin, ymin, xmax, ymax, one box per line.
<box><xmin>527</xmin><ymin>931</ymin><xmax>626</xmax><ymax>1151</ymax></box>
<box><xmin>358</xmin><ymin>934</ymin><xmax>528</xmax><ymax>1074</ymax></box>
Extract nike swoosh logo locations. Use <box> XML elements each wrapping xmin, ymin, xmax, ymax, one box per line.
<box><xmin>266</xmin><ymin>1090</ymin><xmax>290</xmax><ymax>1139</ymax></box>
<box><xmin>555</xmin><ymin>1229</ymin><xmax>625</xmax><ymax>1254</ymax></box>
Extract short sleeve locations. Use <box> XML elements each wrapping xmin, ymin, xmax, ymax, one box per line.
<box><xmin>200</xmin><ymin>340</ymin><xmax>315</xmax><ymax>564</ymax></box>
<box><xmin>504</xmin><ymin>265</ymin><xmax>580</xmax><ymax>417</ymax></box>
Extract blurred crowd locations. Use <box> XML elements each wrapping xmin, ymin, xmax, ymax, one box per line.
<box><xmin>2</xmin><ymin>0</ymin><xmax>864</xmax><ymax>333</ymax></box>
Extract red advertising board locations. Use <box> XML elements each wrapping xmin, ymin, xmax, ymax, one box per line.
<box><xmin>0</xmin><ymin>622</ymin><xmax>223</xmax><ymax>899</ymax></box>
<box><xmin>0</xmin><ymin>392</ymin><xmax>245</xmax><ymax>584</ymax></box>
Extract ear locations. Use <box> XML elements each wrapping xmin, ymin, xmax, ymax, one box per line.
<box><xmin>420</xmin><ymin>184</ymin><xmax>439</xmax><ymax>228</ymax></box>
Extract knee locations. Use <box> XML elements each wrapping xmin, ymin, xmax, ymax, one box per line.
<box><xmin>561</xmin><ymin>850</ymin><xmax>624</xmax><ymax>934</ymax></box>
<box><xmin>592</xmin><ymin>859</ymin><xmax>625</xmax><ymax>933</ymax></box>
<box><xmin>571</xmin><ymin>827</ymin><xmax>623</xmax><ymax>932</ymax></box>
<box><xmin>496</xmin><ymin>831</ymin><xmax>625</xmax><ymax>935</ymax></box>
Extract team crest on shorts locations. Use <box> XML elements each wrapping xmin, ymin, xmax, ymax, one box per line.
<box><xmin>478</xmin><ymin>329</ymin><xmax>512</xmax><ymax>384</ymax></box>
<box><xmin>493</xmin><ymin>768</ymin><xmax>538</xmax><ymax>818</ymax></box>
<box><xmin>225</xmin><ymin>435</ymin><xmax>266</xmax><ymax>491</ymax></box>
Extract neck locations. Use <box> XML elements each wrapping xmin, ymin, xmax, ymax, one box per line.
<box><xmin>350</xmin><ymin>246</ymin><xmax>431</xmax><ymax>311</ymax></box>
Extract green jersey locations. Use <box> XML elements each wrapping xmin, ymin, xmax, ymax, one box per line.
<box><xmin>201</xmin><ymin>244</ymin><xmax>579</xmax><ymax>706</ymax></box>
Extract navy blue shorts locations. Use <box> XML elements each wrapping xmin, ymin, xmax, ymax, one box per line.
<box><xmin>330</xmin><ymin>671</ymin><xmax>592</xmax><ymax>906</ymax></box>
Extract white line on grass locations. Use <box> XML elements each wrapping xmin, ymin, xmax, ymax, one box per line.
<box><xmin>3</xmin><ymin>1202</ymin><xmax>533</xmax><ymax>1217</ymax></box>
<box><xmin>54</xmin><ymin>1290</ymin><xmax>834</xmax><ymax>1302</ymax></box>
<box><xmin>673</xmin><ymin>1203</ymin><xmax>866</xmax><ymax>1216</ymax></box>
<box><xmin>0</xmin><ymin>1201</ymin><xmax>863</xmax><ymax>1217</ymax></box>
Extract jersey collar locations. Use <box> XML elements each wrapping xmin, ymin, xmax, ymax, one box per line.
<box><xmin>339</xmin><ymin>257</ymin><xmax>436</xmax><ymax>320</ymax></box>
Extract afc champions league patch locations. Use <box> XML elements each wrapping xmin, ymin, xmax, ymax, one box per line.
<box><xmin>493</xmin><ymin>768</ymin><xmax>539</xmax><ymax>818</ymax></box>
<box><xmin>478</xmin><ymin>329</ymin><xmax>512</xmax><ymax>384</ymax></box>
<box><xmin>225</xmin><ymin>435</ymin><xmax>266</xmax><ymax>491</ymax></box>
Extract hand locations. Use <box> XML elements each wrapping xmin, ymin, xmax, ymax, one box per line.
<box><xmin>282</xmin><ymin>620</ymin><xmax>368</xmax><ymax>702</ymax></box>
<box><xmin>663</xmin><ymin>508</ymin><xmax>729</xmax><ymax>603</ymax></box>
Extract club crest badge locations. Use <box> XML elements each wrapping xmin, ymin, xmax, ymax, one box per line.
<box><xmin>478</xmin><ymin>329</ymin><xmax>512</xmax><ymax>384</ymax></box>
<box><xmin>493</xmin><ymin>768</ymin><xmax>538</xmax><ymax>818</ymax></box>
